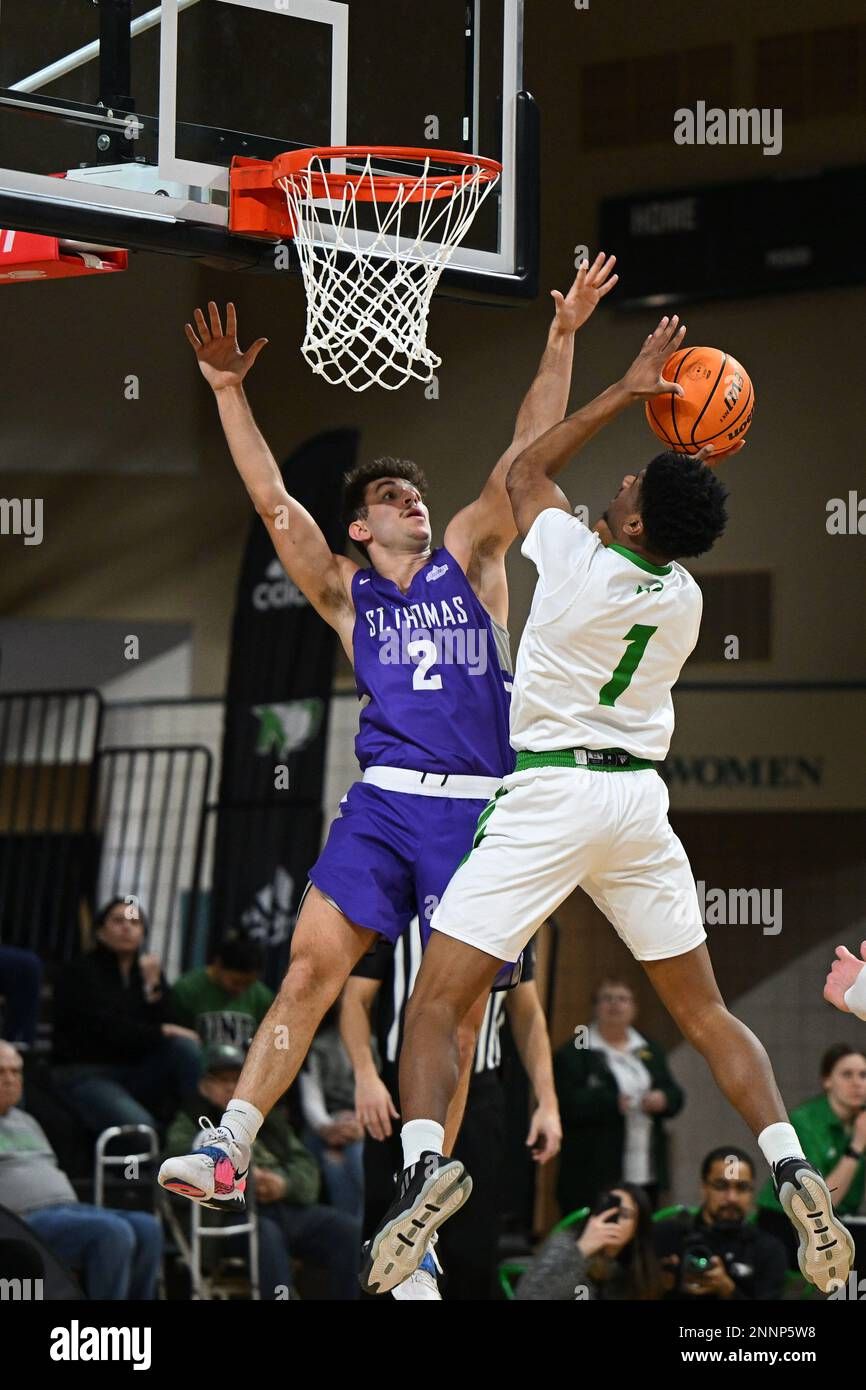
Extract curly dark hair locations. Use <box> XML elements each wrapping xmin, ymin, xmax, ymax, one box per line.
<box><xmin>341</xmin><ymin>457</ymin><xmax>429</xmax><ymax>556</ymax></box>
<box><xmin>639</xmin><ymin>452</ymin><xmax>729</xmax><ymax>560</ymax></box>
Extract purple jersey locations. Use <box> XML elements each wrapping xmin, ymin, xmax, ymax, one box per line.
<box><xmin>351</xmin><ymin>546</ymin><xmax>514</xmax><ymax>777</ymax></box>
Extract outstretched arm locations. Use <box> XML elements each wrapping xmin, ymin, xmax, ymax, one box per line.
<box><xmin>186</xmin><ymin>302</ymin><xmax>357</xmax><ymax>643</ymax></box>
<box><xmin>505</xmin><ymin>314</ymin><xmax>689</xmax><ymax>537</ymax></box>
<box><xmin>444</xmin><ymin>254</ymin><xmax>617</xmax><ymax>619</ymax></box>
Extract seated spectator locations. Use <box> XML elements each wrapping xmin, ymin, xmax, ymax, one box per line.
<box><xmin>169</xmin><ymin>935</ymin><xmax>274</xmax><ymax>1048</ymax></box>
<box><xmin>52</xmin><ymin>897</ymin><xmax>201</xmax><ymax>1133</ymax></box>
<box><xmin>0</xmin><ymin>1040</ymin><xmax>162</xmax><ymax>1299</ymax></box>
<box><xmin>554</xmin><ymin>977</ymin><xmax>684</xmax><ymax>1216</ymax></box>
<box><xmin>0</xmin><ymin>945</ymin><xmax>43</xmax><ymax>1047</ymax></box>
<box><xmin>515</xmin><ymin>1182</ymin><xmax>664</xmax><ymax>1300</ymax></box>
<box><xmin>654</xmin><ymin>1146</ymin><xmax>787</xmax><ymax>1300</ymax></box>
<box><xmin>299</xmin><ymin>1003</ymin><xmax>364</xmax><ymax>1222</ymax></box>
<box><xmin>165</xmin><ymin>1044</ymin><xmax>361</xmax><ymax>1300</ymax></box>
<box><xmin>756</xmin><ymin>1044</ymin><xmax>866</xmax><ymax>1267</ymax></box>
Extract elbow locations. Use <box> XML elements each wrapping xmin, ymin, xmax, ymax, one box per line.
<box><xmin>254</xmin><ymin>486</ymin><xmax>288</xmax><ymax>520</ymax></box>
<box><xmin>505</xmin><ymin>457</ymin><xmax>526</xmax><ymax>496</ymax></box>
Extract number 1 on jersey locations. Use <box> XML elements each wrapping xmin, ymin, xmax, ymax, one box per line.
<box><xmin>599</xmin><ymin>625</ymin><xmax>657</xmax><ymax>707</ymax></box>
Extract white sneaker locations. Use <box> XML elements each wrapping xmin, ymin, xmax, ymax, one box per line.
<box><xmin>391</xmin><ymin>1237</ymin><xmax>443</xmax><ymax>1301</ymax></box>
<box><xmin>158</xmin><ymin>1119</ymin><xmax>249</xmax><ymax>1210</ymax></box>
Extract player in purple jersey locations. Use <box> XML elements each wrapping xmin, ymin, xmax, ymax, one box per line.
<box><xmin>158</xmin><ymin>261</ymin><xmax>618</xmax><ymax>1282</ymax></box>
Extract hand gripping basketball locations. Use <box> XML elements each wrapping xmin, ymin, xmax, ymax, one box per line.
<box><xmin>621</xmin><ymin>315</ymin><xmax>689</xmax><ymax>400</ymax></box>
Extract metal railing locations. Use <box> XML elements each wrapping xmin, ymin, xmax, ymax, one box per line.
<box><xmin>91</xmin><ymin>744</ymin><xmax>212</xmax><ymax>976</ymax></box>
<box><xmin>0</xmin><ymin>689</ymin><xmax>102</xmax><ymax>960</ymax></box>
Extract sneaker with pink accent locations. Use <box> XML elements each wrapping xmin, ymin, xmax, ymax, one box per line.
<box><xmin>158</xmin><ymin>1119</ymin><xmax>250</xmax><ymax>1210</ymax></box>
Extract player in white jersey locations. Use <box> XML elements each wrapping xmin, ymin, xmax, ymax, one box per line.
<box><xmin>361</xmin><ymin>315</ymin><xmax>854</xmax><ymax>1297</ymax></box>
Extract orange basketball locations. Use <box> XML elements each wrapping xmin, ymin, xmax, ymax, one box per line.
<box><xmin>645</xmin><ymin>347</ymin><xmax>754</xmax><ymax>460</ymax></box>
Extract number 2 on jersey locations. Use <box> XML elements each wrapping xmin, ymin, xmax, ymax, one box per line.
<box><xmin>598</xmin><ymin>625</ymin><xmax>657</xmax><ymax>707</ymax></box>
<box><xmin>407</xmin><ymin>638</ymin><xmax>443</xmax><ymax>691</ymax></box>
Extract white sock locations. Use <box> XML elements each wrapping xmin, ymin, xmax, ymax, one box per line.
<box><xmin>758</xmin><ymin>1122</ymin><xmax>805</xmax><ymax>1170</ymax></box>
<box><xmin>401</xmin><ymin>1119</ymin><xmax>445</xmax><ymax>1169</ymax></box>
<box><xmin>221</xmin><ymin>1100</ymin><xmax>263</xmax><ymax>1148</ymax></box>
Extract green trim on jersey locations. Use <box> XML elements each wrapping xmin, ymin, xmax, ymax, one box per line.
<box><xmin>455</xmin><ymin>785</ymin><xmax>509</xmax><ymax>870</ymax></box>
<box><xmin>607</xmin><ymin>543</ymin><xmax>672</xmax><ymax>577</ymax></box>
<box><xmin>515</xmin><ymin>749</ymin><xmax>657</xmax><ymax>773</ymax></box>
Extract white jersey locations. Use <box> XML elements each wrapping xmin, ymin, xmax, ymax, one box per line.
<box><xmin>509</xmin><ymin>508</ymin><xmax>702</xmax><ymax>761</ymax></box>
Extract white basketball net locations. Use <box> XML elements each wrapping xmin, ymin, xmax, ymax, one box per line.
<box><xmin>278</xmin><ymin>153</ymin><xmax>500</xmax><ymax>392</ymax></box>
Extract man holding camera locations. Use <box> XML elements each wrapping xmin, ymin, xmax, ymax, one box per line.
<box><xmin>654</xmin><ymin>1147</ymin><xmax>787</xmax><ymax>1300</ymax></box>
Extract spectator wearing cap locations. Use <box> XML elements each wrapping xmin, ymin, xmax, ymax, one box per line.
<box><xmin>165</xmin><ymin>1043</ymin><xmax>362</xmax><ymax>1300</ymax></box>
<box><xmin>170</xmin><ymin>936</ymin><xmax>274</xmax><ymax>1049</ymax></box>
<box><xmin>52</xmin><ymin>898</ymin><xmax>202</xmax><ymax>1133</ymax></box>
<box><xmin>0</xmin><ymin>1040</ymin><xmax>162</xmax><ymax>1299</ymax></box>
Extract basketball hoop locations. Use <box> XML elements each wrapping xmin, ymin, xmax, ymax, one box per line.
<box><xmin>230</xmin><ymin>146</ymin><xmax>502</xmax><ymax>392</ymax></box>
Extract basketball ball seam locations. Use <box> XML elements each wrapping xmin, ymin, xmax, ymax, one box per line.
<box><xmin>646</xmin><ymin>398</ymin><xmax>676</xmax><ymax>449</ymax></box>
<box><xmin>689</xmin><ymin>353</ymin><xmax>728</xmax><ymax>448</ymax></box>
<box><xmin>696</xmin><ymin>382</ymin><xmax>755</xmax><ymax>446</ymax></box>
<box><xmin>669</xmin><ymin>349</ymin><xmax>696</xmax><ymax>451</ymax></box>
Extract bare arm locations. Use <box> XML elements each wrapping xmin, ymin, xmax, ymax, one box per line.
<box><xmin>340</xmin><ymin>976</ymin><xmax>400</xmax><ymax>1141</ymax></box>
<box><xmin>186</xmin><ymin>302</ymin><xmax>357</xmax><ymax>643</ymax></box>
<box><xmin>444</xmin><ymin>255</ymin><xmax>617</xmax><ymax>621</ymax></box>
<box><xmin>505</xmin><ymin>314</ymin><xmax>690</xmax><ymax>538</ymax></box>
<box><xmin>505</xmin><ymin>980</ymin><xmax>562</xmax><ymax>1164</ymax></box>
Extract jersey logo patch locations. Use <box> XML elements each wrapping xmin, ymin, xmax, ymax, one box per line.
<box><xmin>635</xmin><ymin>581</ymin><xmax>664</xmax><ymax>594</ymax></box>
<box><xmin>426</xmin><ymin>564</ymin><xmax>449</xmax><ymax>583</ymax></box>
<box><xmin>358</xmin><ymin>577</ymin><xmax>371</xmax><ymax>585</ymax></box>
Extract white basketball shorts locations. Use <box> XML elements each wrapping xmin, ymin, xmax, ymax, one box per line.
<box><xmin>430</xmin><ymin>765</ymin><xmax>707</xmax><ymax>964</ymax></box>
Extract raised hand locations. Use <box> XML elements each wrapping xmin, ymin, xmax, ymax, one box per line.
<box><xmin>184</xmin><ymin>301</ymin><xmax>268</xmax><ymax>391</ymax></box>
<box><xmin>621</xmin><ymin>314</ymin><xmax>688</xmax><ymax>400</ymax></box>
<box><xmin>823</xmin><ymin>943</ymin><xmax>866</xmax><ymax>1014</ymax></box>
<box><xmin>551</xmin><ymin>252</ymin><xmax>618</xmax><ymax>334</ymax></box>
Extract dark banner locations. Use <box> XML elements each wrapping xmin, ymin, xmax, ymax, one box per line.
<box><xmin>210</xmin><ymin>428</ymin><xmax>359</xmax><ymax>985</ymax></box>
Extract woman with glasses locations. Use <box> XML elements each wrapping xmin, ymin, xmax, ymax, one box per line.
<box><xmin>553</xmin><ymin>977</ymin><xmax>684</xmax><ymax>1216</ymax></box>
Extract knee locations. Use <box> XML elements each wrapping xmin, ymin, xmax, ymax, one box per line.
<box><xmin>93</xmin><ymin>1211</ymin><xmax>136</xmax><ymax>1258</ymax></box>
<box><xmin>672</xmin><ymin>997</ymin><xmax>725</xmax><ymax>1049</ymax></box>
<box><xmin>405</xmin><ymin>983</ymin><xmax>462</xmax><ymax>1036</ymax></box>
<box><xmin>277</xmin><ymin>949</ymin><xmax>338</xmax><ymax>1008</ymax></box>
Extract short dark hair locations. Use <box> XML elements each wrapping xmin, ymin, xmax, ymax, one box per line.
<box><xmin>341</xmin><ymin>457</ymin><xmax>429</xmax><ymax>556</ymax></box>
<box><xmin>591</xmin><ymin>976</ymin><xmax>634</xmax><ymax>1006</ymax></box>
<box><xmin>213</xmin><ymin>935</ymin><xmax>264</xmax><ymax>974</ymax></box>
<box><xmin>94</xmin><ymin>896</ymin><xmax>148</xmax><ymax>932</ymax></box>
<box><xmin>820</xmin><ymin>1043</ymin><xmax>866</xmax><ymax>1080</ymax></box>
<box><xmin>700</xmin><ymin>1146</ymin><xmax>754</xmax><ymax>1181</ymax></box>
<box><xmin>639</xmin><ymin>452</ymin><xmax>729</xmax><ymax>560</ymax></box>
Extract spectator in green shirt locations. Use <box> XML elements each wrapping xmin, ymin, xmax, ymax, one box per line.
<box><xmin>757</xmin><ymin>1043</ymin><xmax>866</xmax><ymax>1267</ymax></box>
<box><xmin>170</xmin><ymin>936</ymin><xmax>274</xmax><ymax>1048</ymax></box>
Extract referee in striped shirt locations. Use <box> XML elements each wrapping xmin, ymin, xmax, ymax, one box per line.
<box><xmin>342</xmin><ymin>920</ymin><xmax>561</xmax><ymax>1299</ymax></box>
